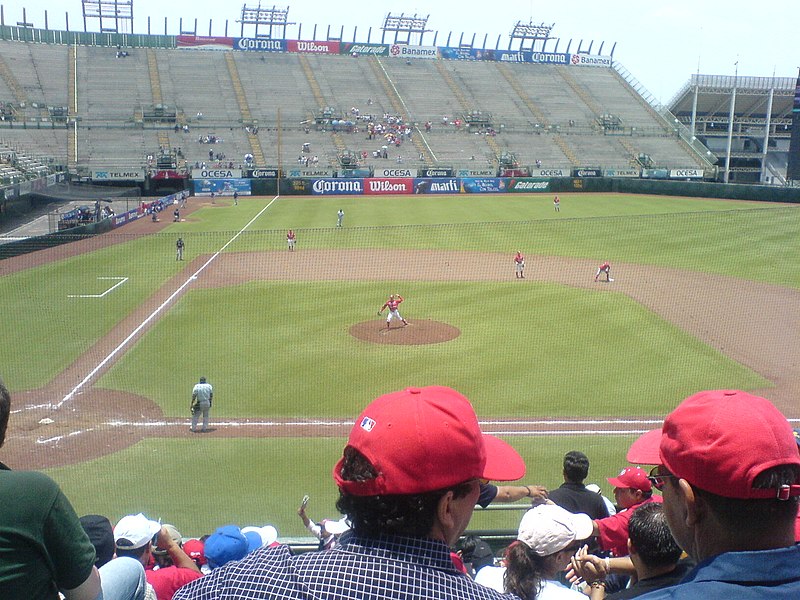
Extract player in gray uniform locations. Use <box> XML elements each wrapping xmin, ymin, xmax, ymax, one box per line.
<box><xmin>190</xmin><ymin>376</ymin><xmax>213</xmax><ymax>433</ymax></box>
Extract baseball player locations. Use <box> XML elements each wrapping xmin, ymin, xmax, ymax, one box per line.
<box><xmin>190</xmin><ymin>376</ymin><xmax>213</xmax><ymax>433</ymax></box>
<box><xmin>176</xmin><ymin>237</ymin><xmax>185</xmax><ymax>261</ymax></box>
<box><xmin>553</xmin><ymin>195</ymin><xmax>560</xmax><ymax>212</ymax></box>
<box><xmin>287</xmin><ymin>229</ymin><xmax>296</xmax><ymax>251</ymax></box>
<box><xmin>514</xmin><ymin>251</ymin><xmax>525</xmax><ymax>279</ymax></box>
<box><xmin>377</xmin><ymin>294</ymin><xmax>408</xmax><ymax>329</ymax></box>
<box><xmin>337</xmin><ymin>209</ymin><xmax>344</xmax><ymax>227</ymax></box>
<box><xmin>595</xmin><ymin>261</ymin><xmax>613</xmax><ymax>282</ymax></box>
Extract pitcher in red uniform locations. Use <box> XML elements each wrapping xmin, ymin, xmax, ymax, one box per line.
<box><xmin>378</xmin><ymin>294</ymin><xmax>408</xmax><ymax>329</ymax></box>
<box><xmin>595</xmin><ymin>261</ymin><xmax>612</xmax><ymax>282</ymax></box>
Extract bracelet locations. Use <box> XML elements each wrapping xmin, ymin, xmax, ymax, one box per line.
<box><xmin>590</xmin><ymin>581</ymin><xmax>606</xmax><ymax>589</ymax></box>
<box><xmin>524</xmin><ymin>485</ymin><xmax>532</xmax><ymax>497</ymax></box>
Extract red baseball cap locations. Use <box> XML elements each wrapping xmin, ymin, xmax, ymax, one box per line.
<box><xmin>182</xmin><ymin>539</ymin><xmax>206</xmax><ymax>566</ymax></box>
<box><xmin>333</xmin><ymin>386</ymin><xmax>525</xmax><ymax>496</ymax></box>
<box><xmin>628</xmin><ymin>390</ymin><xmax>800</xmax><ymax>500</ymax></box>
<box><xmin>607</xmin><ymin>467</ymin><xmax>652</xmax><ymax>493</ymax></box>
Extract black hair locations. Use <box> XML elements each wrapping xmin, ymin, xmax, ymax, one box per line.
<box><xmin>114</xmin><ymin>541</ymin><xmax>150</xmax><ymax>561</ymax></box>
<box><xmin>0</xmin><ymin>378</ymin><xmax>9</xmax><ymax>448</ymax></box>
<box><xmin>627</xmin><ymin>503</ymin><xmax>682</xmax><ymax>568</ymax></box>
<box><xmin>335</xmin><ymin>446</ymin><xmax>474</xmax><ymax>537</ymax></box>
<box><xmin>562</xmin><ymin>451</ymin><xmax>590</xmax><ymax>483</ymax></box>
<box><xmin>503</xmin><ymin>541</ymin><xmax>554</xmax><ymax>600</ymax></box>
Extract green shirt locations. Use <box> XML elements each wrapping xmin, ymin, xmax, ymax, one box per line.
<box><xmin>0</xmin><ymin>466</ymin><xmax>96</xmax><ymax>599</ymax></box>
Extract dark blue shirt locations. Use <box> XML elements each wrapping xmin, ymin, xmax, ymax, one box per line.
<box><xmin>637</xmin><ymin>544</ymin><xmax>800</xmax><ymax>599</ymax></box>
<box><xmin>174</xmin><ymin>532</ymin><xmax>519</xmax><ymax>600</ymax></box>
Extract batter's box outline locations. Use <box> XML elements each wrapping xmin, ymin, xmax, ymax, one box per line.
<box><xmin>67</xmin><ymin>276</ymin><xmax>129</xmax><ymax>298</ymax></box>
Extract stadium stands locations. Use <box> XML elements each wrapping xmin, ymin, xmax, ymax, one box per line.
<box><xmin>0</xmin><ymin>39</ymin><xmax>706</xmax><ymax>174</ymax></box>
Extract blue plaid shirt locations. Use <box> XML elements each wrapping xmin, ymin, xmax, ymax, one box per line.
<box><xmin>173</xmin><ymin>532</ymin><xmax>518</xmax><ymax>600</ymax></box>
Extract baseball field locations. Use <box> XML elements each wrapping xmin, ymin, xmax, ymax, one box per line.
<box><xmin>2</xmin><ymin>192</ymin><xmax>799</xmax><ymax>537</ymax></box>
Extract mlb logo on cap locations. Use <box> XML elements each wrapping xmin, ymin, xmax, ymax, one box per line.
<box><xmin>360</xmin><ymin>416</ymin><xmax>376</xmax><ymax>432</ymax></box>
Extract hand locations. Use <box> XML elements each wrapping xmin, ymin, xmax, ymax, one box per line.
<box><xmin>377</xmin><ymin>311</ymin><xmax>382</xmax><ymax>316</ymax></box>
<box><xmin>527</xmin><ymin>485</ymin><xmax>549</xmax><ymax>503</ymax></box>
<box><xmin>567</xmin><ymin>545</ymin><xmax>607</xmax><ymax>585</ymax></box>
<box><xmin>155</xmin><ymin>526</ymin><xmax>178</xmax><ymax>552</ymax></box>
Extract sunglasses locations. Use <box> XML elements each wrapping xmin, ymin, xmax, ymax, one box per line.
<box><xmin>647</xmin><ymin>465</ymin><xmax>680</xmax><ymax>490</ymax></box>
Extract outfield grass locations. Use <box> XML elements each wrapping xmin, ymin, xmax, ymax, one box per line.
<box><xmin>1</xmin><ymin>192</ymin><xmax>794</xmax><ymax>536</ymax></box>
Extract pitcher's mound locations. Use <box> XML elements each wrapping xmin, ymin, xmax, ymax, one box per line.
<box><xmin>349</xmin><ymin>319</ymin><xmax>461</xmax><ymax>345</ymax></box>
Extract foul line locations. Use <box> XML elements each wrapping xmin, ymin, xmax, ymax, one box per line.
<box><xmin>52</xmin><ymin>195</ymin><xmax>281</xmax><ymax>410</ymax></box>
<box><xmin>68</xmin><ymin>276</ymin><xmax>128</xmax><ymax>298</ymax></box>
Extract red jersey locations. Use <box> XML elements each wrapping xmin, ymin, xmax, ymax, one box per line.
<box><xmin>599</xmin><ymin>262</ymin><xmax>610</xmax><ymax>271</ymax></box>
<box><xmin>382</xmin><ymin>295</ymin><xmax>403</xmax><ymax>312</ymax></box>
<box><xmin>514</xmin><ymin>253</ymin><xmax>524</xmax><ymax>265</ymax></box>
<box><xmin>287</xmin><ymin>230</ymin><xmax>295</xmax><ymax>241</ymax></box>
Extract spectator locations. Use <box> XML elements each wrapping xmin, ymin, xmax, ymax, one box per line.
<box><xmin>0</xmin><ymin>377</ymin><xmax>102</xmax><ymax>600</ymax></box>
<box><xmin>504</xmin><ymin>502</ymin><xmax>594</xmax><ymax>600</ymax></box>
<box><xmin>80</xmin><ymin>515</ymin><xmax>116</xmax><ymax>568</ymax></box>
<box><xmin>586</xmin><ymin>484</ymin><xmax>617</xmax><ymax>516</ymax></box>
<box><xmin>591</xmin><ymin>467</ymin><xmax>660</xmax><ymax>558</ymax></box>
<box><xmin>240</xmin><ymin>525</ymin><xmax>279</xmax><ymax>553</ymax></box>
<box><xmin>181</xmin><ymin>539</ymin><xmax>207</xmax><ymax>574</ymax></box>
<box><xmin>81</xmin><ymin>514</ymin><xmax>149</xmax><ymax>600</ymax></box>
<box><xmin>570</xmin><ymin>503</ymin><xmax>692</xmax><ymax>599</ymax></box>
<box><xmin>174</xmin><ymin>385</ymin><xmax>525</xmax><ymax>599</ymax></box>
<box><xmin>624</xmin><ymin>389</ymin><xmax>800</xmax><ymax>597</ymax></box>
<box><xmin>548</xmin><ymin>451</ymin><xmax>610</xmax><ymax>520</ymax></box>
<box><xmin>114</xmin><ymin>514</ymin><xmax>201</xmax><ymax>600</ymax></box>
<box><xmin>456</xmin><ymin>535</ymin><xmax>496</xmax><ymax>580</ymax></box>
<box><xmin>297</xmin><ymin>500</ymin><xmax>349</xmax><ymax>550</ymax></box>
<box><xmin>202</xmin><ymin>526</ymin><xmax>248</xmax><ymax>569</ymax></box>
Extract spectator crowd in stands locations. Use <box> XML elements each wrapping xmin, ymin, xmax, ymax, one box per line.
<box><xmin>1</xmin><ymin>377</ymin><xmax>799</xmax><ymax>599</ymax></box>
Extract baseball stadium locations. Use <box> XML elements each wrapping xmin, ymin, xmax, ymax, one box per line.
<box><xmin>1</xmin><ymin>3</ymin><xmax>800</xmax><ymax>552</ymax></box>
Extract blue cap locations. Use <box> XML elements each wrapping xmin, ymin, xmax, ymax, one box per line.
<box><xmin>204</xmin><ymin>525</ymin><xmax>248</xmax><ymax>568</ymax></box>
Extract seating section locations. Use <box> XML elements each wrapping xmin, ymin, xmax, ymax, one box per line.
<box><xmin>0</xmin><ymin>40</ymin><xmax>703</xmax><ymax>172</ymax></box>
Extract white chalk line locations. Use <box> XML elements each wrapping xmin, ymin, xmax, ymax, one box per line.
<box><xmin>52</xmin><ymin>195</ymin><xmax>281</xmax><ymax>411</ymax></box>
<box><xmin>67</xmin><ymin>276</ymin><xmax>128</xmax><ymax>298</ymax></box>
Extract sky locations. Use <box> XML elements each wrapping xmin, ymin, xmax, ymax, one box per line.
<box><xmin>5</xmin><ymin>1</ymin><xmax>798</xmax><ymax>105</ymax></box>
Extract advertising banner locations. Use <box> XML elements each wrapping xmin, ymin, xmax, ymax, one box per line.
<box><xmin>457</xmin><ymin>168</ymin><xmax>497</xmax><ymax>177</ymax></box>
<box><xmin>18</xmin><ymin>181</ymin><xmax>31</xmax><ymax>196</ymax></box>
<box><xmin>460</xmin><ymin>178</ymin><xmax>508</xmax><ymax>193</ymax></box>
<box><xmin>284</xmin><ymin>178</ymin><xmax>312</xmax><ymax>194</ymax></box>
<box><xmin>389</xmin><ymin>44</ymin><xmax>438</xmax><ymax>60</ymax></box>
<box><xmin>338</xmin><ymin>168</ymin><xmax>372</xmax><ymax>178</ymax></box>
<box><xmin>439</xmin><ymin>47</ymin><xmax>476</xmax><ymax>60</ymax></box>
<box><xmin>151</xmin><ymin>170</ymin><xmax>186</xmax><ymax>180</ymax></box>
<box><xmin>478</xmin><ymin>50</ymin><xmax>570</xmax><ymax>64</ymax></box>
<box><xmin>92</xmin><ymin>168</ymin><xmax>145</xmax><ymax>182</ymax></box>
<box><xmin>413</xmin><ymin>178</ymin><xmax>460</xmax><ymax>194</ymax></box>
<box><xmin>418</xmin><ymin>167</ymin><xmax>454</xmax><ymax>178</ymax></box>
<box><xmin>192</xmin><ymin>179</ymin><xmax>252</xmax><ymax>196</ymax></box>
<box><xmin>570</xmin><ymin>54</ymin><xmax>613</xmax><ymax>67</ymax></box>
<box><xmin>310</xmin><ymin>178</ymin><xmax>364</xmax><ymax>195</ymax></box>
<box><xmin>669</xmin><ymin>168</ymin><xmax>704</xmax><ymax>179</ymax></box>
<box><xmin>572</xmin><ymin>168</ymin><xmax>603</xmax><ymax>178</ymax></box>
<box><xmin>287</xmin><ymin>167</ymin><xmax>334</xmax><ymax>178</ymax></box>
<box><xmin>247</xmin><ymin>168</ymin><xmax>279</xmax><ymax>179</ymax></box>
<box><xmin>191</xmin><ymin>168</ymin><xmax>243</xmax><ymax>179</ymax></box>
<box><xmin>340</xmin><ymin>43</ymin><xmax>390</xmax><ymax>56</ymax></box>
<box><xmin>604</xmin><ymin>168</ymin><xmax>640</xmax><ymax>178</ymax></box>
<box><xmin>176</xmin><ymin>35</ymin><xmax>234</xmax><ymax>49</ymax></box>
<box><xmin>233</xmin><ymin>38</ymin><xmax>286</xmax><ymax>52</ymax></box>
<box><xmin>507</xmin><ymin>178</ymin><xmax>551</xmax><ymax>192</ymax></box>
<box><xmin>364</xmin><ymin>178</ymin><xmax>414</xmax><ymax>195</ymax></box>
<box><xmin>375</xmin><ymin>167</ymin><xmax>417</xmax><ymax>178</ymax></box>
<box><xmin>287</xmin><ymin>40</ymin><xmax>340</xmax><ymax>54</ymax></box>
<box><xmin>532</xmin><ymin>168</ymin><xmax>568</xmax><ymax>178</ymax></box>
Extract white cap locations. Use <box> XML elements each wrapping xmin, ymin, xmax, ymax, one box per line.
<box><xmin>321</xmin><ymin>517</ymin><xmax>350</xmax><ymax>535</ymax></box>
<box><xmin>517</xmin><ymin>504</ymin><xmax>594</xmax><ymax>556</ymax></box>
<box><xmin>585</xmin><ymin>484</ymin><xmax>601</xmax><ymax>494</ymax></box>
<box><xmin>114</xmin><ymin>513</ymin><xmax>161</xmax><ymax>550</ymax></box>
<box><xmin>240</xmin><ymin>525</ymin><xmax>278</xmax><ymax>548</ymax></box>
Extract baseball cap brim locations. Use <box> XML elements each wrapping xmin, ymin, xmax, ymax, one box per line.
<box><xmin>626</xmin><ymin>428</ymin><xmax>662</xmax><ymax>465</ymax></box>
<box><xmin>482</xmin><ymin>435</ymin><xmax>526</xmax><ymax>482</ymax></box>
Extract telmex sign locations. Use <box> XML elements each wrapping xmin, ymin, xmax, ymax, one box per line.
<box><xmin>91</xmin><ymin>169</ymin><xmax>145</xmax><ymax>181</ymax></box>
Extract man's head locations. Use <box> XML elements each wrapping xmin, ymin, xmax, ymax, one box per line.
<box><xmin>629</xmin><ymin>390</ymin><xmax>800</xmax><ymax>559</ymax></box>
<box><xmin>113</xmin><ymin>513</ymin><xmax>161</xmax><ymax>563</ymax></box>
<box><xmin>562</xmin><ymin>450</ymin><xmax>590</xmax><ymax>484</ymax></box>
<box><xmin>334</xmin><ymin>386</ymin><xmax>525</xmax><ymax>545</ymax></box>
<box><xmin>199</xmin><ymin>376</ymin><xmax>206</xmax><ymax>384</ymax></box>
<box><xmin>607</xmin><ymin>467</ymin><xmax>652</xmax><ymax>509</ymax></box>
<box><xmin>80</xmin><ymin>514</ymin><xmax>116</xmax><ymax>568</ymax></box>
<box><xmin>204</xmin><ymin>525</ymin><xmax>248</xmax><ymax>569</ymax></box>
<box><xmin>627</xmin><ymin>502</ymin><xmax>682</xmax><ymax>569</ymax></box>
<box><xmin>0</xmin><ymin>377</ymin><xmax>9</xmax><ymax>448</ymax></box>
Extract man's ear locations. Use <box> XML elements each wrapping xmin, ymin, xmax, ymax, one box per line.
<box><xmin>627</xmin><ymin>537</ymin><xmax>636</xmax><ymax>556</ymax></box>
<box><xmin>436</xmin><ymin>490</ymin><xmax>456</xmax><ymax>529</ymax></box>
<box><xmin>679</xmin><ymin>479</ymin><xmax>701</xmax><ymax>527</ymax></box>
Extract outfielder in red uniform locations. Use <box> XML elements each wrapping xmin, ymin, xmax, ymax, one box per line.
<box><xmin>378</xmin><ymin>294</ymin><xmax>408</xmax><ymax>329</ymax></box>
<box><xmin>595</xmin><ymin>261</ymin><xmax>612</xmax><ymax>282</ymax></box>
<box><xmin>287</xmin><ymin>229</ymin><xmax>296</xmax><ymax>251</ymax></box>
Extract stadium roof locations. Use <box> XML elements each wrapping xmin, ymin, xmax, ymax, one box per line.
<box><xmin>669</xmin><ymin>74</ymin><xmax>795</xmax><ymax>121</ymax></box>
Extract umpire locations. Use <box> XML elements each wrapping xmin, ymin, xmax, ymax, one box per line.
<box><xmin>190</xmin><ymin>376</ymin><xmax>213</xmax><ymax>433</ymax></box>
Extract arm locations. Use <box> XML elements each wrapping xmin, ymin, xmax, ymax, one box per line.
<box><xmin>62</xmin><ymin>567</ymin><xmax>102</xmax><ymax>600</ymax></box>
<box><xmin>492</xmin><ymin>484</ymin><xmax>548</xmax><ymax>503</ymax></box>
<box><xmin>156</xmin><ymin>526</ymin><xmax>200</xmax><ymax>573</ymax></box>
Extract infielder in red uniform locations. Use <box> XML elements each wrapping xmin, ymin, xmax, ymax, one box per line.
<box><xmin>287</xmin><ymin>229</ymin><xmax>296</xmax><ymax>251</ymax></box>
<box><xmin>378</xmin><ymin>294</ymin><xmax>408</xmax><ymax>329</ymax></box>
<box><xmin>595</xmin><ymin>261</ymin><xmax>613</xmax><ymax>282</ymax></box>
<box><xmin>514</xmin><ymin>251</ymin><xmax>525</xmax><ymax>279</ymax></box>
